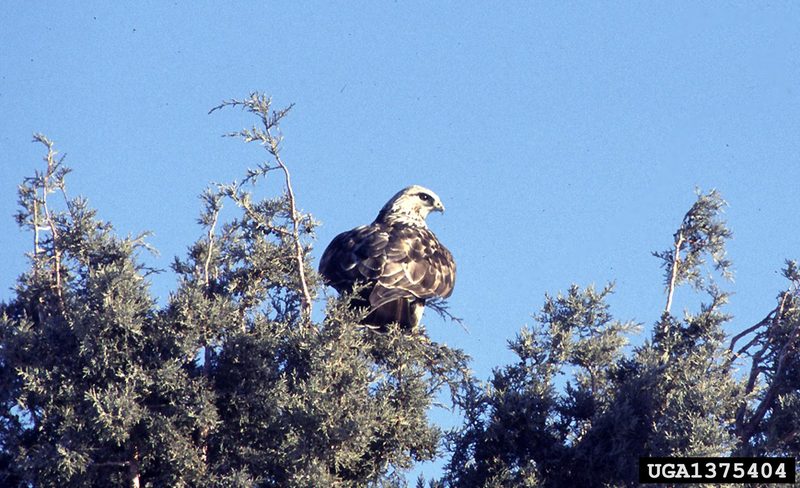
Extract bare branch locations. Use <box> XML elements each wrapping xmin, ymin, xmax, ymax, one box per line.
<box><xmin>427</xmin><ymin>297</ymin><xmax>468</xmax><ymax>332</ymax></box>
<box><xmin>129</xmin><ymin>443</ymin><xmax>140</xmax><ymax>488</ymax></box>
<box><xmin>737</xmin><ymin>290</ymin><xmax>799</xmax><ymax>443</ymax></box>
<box><xmin>203</xmin><ymin>200</ymin><xmax>221</xmax><ymax>288</ymax></box>
<box><xmin>211</xmin><ymin>93</ymin><xmax>312</xmax><ymax>319</ymax></box>
<box><xmin>664</xmin><ymin>231</ymin><xmax>684</xmax><ymax>315</ymax></box>
<box><xmin>32</xmin><ymin>134</ymin><xmax>65</xmax><ymax>306</ymax></box>
<box><xmin>32</xmin><ymin>198</ymin><xmax>41</xmax><ymax>257</ymax></box>
<box><xmin>728</xmin><ymin>311</ymin><xmax>772</xmax><ymax>355</ymax></box>
<box><xmin>271</xmin><ymin>148</ymin><xmax>313</xmax><ymax>319</ymax></box>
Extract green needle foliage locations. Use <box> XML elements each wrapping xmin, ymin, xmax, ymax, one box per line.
<box><xmin>733</xmin><ymin>261</ymin><xmax>800</xmax><ymax>457</ymax></box>
<box><xmin>1</xmin><ymin>135</ymin><xmax>214</xmax><ymax>486</ymax></box>
<box><xmin>442</xmin><ymin>190</ymin><xmax>799</xmax><ymax>487</ymax></box>
<box><xmin>1</xmin><ymin>99</ymin><xmax>798</xmax><ymax>487</ymax></box>
<box><xmin>1</xmin><ymin>96</ymin><xmax>469</xmax><ymax>487</ymax></box>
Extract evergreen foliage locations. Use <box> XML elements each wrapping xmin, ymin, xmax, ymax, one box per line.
<box><xmin>733</xmin><ymin>260</ymin><xmax>800</xmax><ymax>457</ymax></box>
<box><xmin>0</xmin><ymin>96</ymin><xmax>469</xmax><ymax>487</ymax></box>
<box><xmin>1</xmin><ymin>97</ymin><xmax>797</xmax><ymax>487</ymax></box>
<box><xmin>1</xmin><ymin>135</ymin><xmax>213</xmax><ymax>486</ymax></box>
<box><xmin>442</xmin><ymin>190</ymin><xmax>799</xmax><ymax>487</ymax></box>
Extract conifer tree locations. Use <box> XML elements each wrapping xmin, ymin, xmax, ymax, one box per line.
<box><xmin>442</xmin><ymin>284</ymin><xmax>639</xmax><ymax>487</ymax></box>
<box><xmin>442</xmin><ymin>189</ymin><xmax>796</xmax><ymax>487</ymax></box>
<box><xmin>3</xmin><ymin>99</ymin><xmax>798</xmax><ymax>487</ymax></box>
<box><xmin>0</xmin><ymin>135</ymin><xmax>214</xmax><ymax>486</ymax></box>
<box><xmin>732</xmin><ymin>260</ymin><xmax>800</xmax><ymax>457</ymax></box>
<box><xmin>0</xmin><ymin>93</ymin><xmax>470</xmax><ymax>487</ymax></box>
<box><xmin>176</xmin><ymin>94</ymin><xmax>471</xmax><ymax>486</ymax></box>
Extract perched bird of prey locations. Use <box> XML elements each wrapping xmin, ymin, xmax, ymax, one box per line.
<box><xmin>319</xmin><ymin>185</ymin><xmax>456</xmax><ymax>329</ymax></box>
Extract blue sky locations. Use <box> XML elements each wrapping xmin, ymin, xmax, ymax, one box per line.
<box><xmin>2</xmin><ymin>1</ymin><xmax>800</xmax><ymax>479</ymax></box>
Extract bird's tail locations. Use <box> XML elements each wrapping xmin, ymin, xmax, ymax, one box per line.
<box><xmin>364</xmin><ymin>299</ymin><xmax>424</xmax><ymax>330</ymax></box>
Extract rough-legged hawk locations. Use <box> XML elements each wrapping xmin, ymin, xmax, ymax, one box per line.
<box><xmin>319</xmin><ymin>185</ymin><xmax>456</xmax><ymax>328</ymax></box>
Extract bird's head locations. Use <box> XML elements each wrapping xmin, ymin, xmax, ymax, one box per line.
<box><xmin>376</xmin><ymin>185</ymin><xmax>445</xmax><ymax>226</ymax></box>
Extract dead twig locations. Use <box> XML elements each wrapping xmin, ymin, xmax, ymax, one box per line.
<box><xmin>427</xmin><ymin>297</ymin><xmax>468</xmax><ymax>333</ymax></box>
<box><xmin>664</xmin><ymin>230</ymin><xmax>684</xmax><ymax>315</ymax></box>
<box><xmin>736</xmin><ymin>291</ymin><xmax>798</xmax><ymax>443</ymax></box>
<box><xmin>32</xmin><ymin>134</ymin><xmax>67</xmax><ymax>310</ymax></box>
<box><xmin>210</xmin><ymin>94</ymin><xmax>313</xmax><ymax>320</ymax></box>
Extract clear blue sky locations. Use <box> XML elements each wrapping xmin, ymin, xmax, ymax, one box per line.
<box><xmin>2</xmin><ymin>2</ymin><xmax>799</xmax><ymax>479</ymax></box>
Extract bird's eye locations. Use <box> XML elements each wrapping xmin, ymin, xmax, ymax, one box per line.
<box><xmin>418</xmin><ymin>193</ymin><xmax>432</xmax><ymax>202</ymax></box>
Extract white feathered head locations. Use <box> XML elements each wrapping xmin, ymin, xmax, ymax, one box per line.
<box><xmin>376</xmin><ymin>185</ymin><xmax>445</xmax><ymax>226</ymax></box>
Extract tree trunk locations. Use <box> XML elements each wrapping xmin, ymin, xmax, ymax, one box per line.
<box><xmin>129</xmin><ymin>444</ymin><xmax>140</xmax><ymax>488</ymax></box>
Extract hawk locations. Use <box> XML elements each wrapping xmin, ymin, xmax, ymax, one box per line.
<box><xmin>319</xmin><ymin>185</ymin><xmax>456</xmax><ymax>329</ymax></box>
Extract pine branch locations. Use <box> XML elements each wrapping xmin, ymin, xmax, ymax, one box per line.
<box><xmin>655</xmin><ymin>189</ymin><xmax>732</xmax><ymax>316</ymax></box>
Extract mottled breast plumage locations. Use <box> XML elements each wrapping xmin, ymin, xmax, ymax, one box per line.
<box><xmin>319</xmin><ymin>221</ymin><xmax>455</xmax><ymax>305</ymax></box>
<box><xmin>318</xmin><ymin>185</ymin><xmax>456</xmax><ymax>328</ymax></box>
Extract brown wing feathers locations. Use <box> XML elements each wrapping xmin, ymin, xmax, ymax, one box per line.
<box><xmin>320</xmin><ymin>223</ymin><xmax>455</xmax><ymax>327</ymax></box>
<box><xmin>368</xmin><ymin>225</ymin><xmax>454</xmax><ymax>304</ymax></box>
<box><xmin>319</xmin><ymin>186</ymin><xmax>456</xmax><ymax>328</ymax></box>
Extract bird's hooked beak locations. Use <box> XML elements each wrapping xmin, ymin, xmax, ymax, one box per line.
<box><xmin>435</xmin><ymin>201</ymin><xmax>445</xmax><ymax>213</ymax></box>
